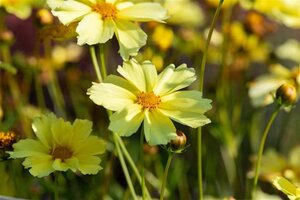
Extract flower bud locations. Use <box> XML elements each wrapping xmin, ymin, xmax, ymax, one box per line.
<box><xmin>276</xmin><ymin>83</ymin><xmax>297</xmax><ymax>106</ymax></box>
<box><xmin>170</xmin><ymin>130</ymin><xmax>187</xmax><ymax>151</ymax></box>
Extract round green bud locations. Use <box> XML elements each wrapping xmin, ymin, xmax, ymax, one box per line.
<box><xmin>170</xmin><ymin>130</ymin><xmax>187</xmax><ymax>150</ymax></box>
<box><xmin>276</xmin><ymin>83</ymin><xmax>297</xmax><ymax>106</ymax></box>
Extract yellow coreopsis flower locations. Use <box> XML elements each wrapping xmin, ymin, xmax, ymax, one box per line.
<box><xmin>0</xmin><ymin>0</ymin><xmax>44</xmax><ymax>19</ymax></box>
<box><xmin>87</xmin><ymin>59</ymin><xmax>212</xmax><ymax>145</ymax></box>
<box><xmin>248</xmin><ymin>64</ymin><xmax>300</xmax><ymax>107</ymax></box>
<box><xmin>49</xmin><ymin>0</ymin><xmax>167</xmax><ymax>60</ymax></box>
<box><xmin>9</xmin><ymin>113</ymin><xmax>106</xmax><ymax>177</ymax></box>
<box><xmin>243</xmin><ymin>0</ymin><xmax>300</xmax><ymax>28</ymax></box>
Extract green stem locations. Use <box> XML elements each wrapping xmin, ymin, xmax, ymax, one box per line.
<box><xmin>160</xmin><ymin>153</ymin><xmax>174</xmax><ymax>200</ymax></box>
<box><xmin>89</xmin><ymin>46</ymin><xmax>103</xmax><ymax>83</ymax></box>
<box><xmin>140</xmin><ymin>130</ymin><xmax>145</xmax><ymax>199</ymax></box>
<box><xmin>198</xmin><ymin>128</ymin><xmax>203</xmax><ymax>200</ymax></box>
<box><xmin>99</xmin><ymin>45</ymin><xmax>108</xmax><ymax>80</ymax></box>
<box><xmin>54</xmin><ymin>172</ymin><xmax>60</xmax><ymax>200</ymax></box>
<box><xmin>197</xmin><ymin>1</ymin><xmax>223</xmax><ymax>200</ymax></box>
<box><xmin>114</xmin><ymin>133</ymin><xmax>138</xmax><ymax>200</ymax></box>
<box><xmin>252</xmin><ymin>105</ymin><xmax>281</xmax><ymax>198</ymax></box>
<box><xmin>52</xmin><ymin>72</ymin><xmax>66</xmax><ymax>117</ymax></box>
<box><xmin>198</xmin><ymin>0</ymin><xmax>224</xmax><ymax>91</ymax></box>
<box><xmin>116</xmin><ymin>134</ymin><xmax>152</xmax><ymax>199</ymax></box>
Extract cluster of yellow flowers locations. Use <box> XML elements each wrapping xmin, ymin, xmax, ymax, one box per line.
<box><xmin>6</xmin><ymin>0</ymin><xmax>212</xmax><ymax>178</ymax></box>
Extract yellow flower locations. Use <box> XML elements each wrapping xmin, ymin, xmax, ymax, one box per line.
<box><xmin>0</xmin><ymin>0</ymin><xmax>44</xmax><ymax>19</ymax></box>
<box><xmin>249</xmin><ymin>0</ymin><xmax>300</xmax><ymax>28</ymax></box>
<box><xmin>151</xmin><ymin>25</ymin><xmax>174</xmax><ymax>51</ymax></box>
<box><xmin>49</xmin><ymin>0</ymin><xmax>167</xmax><ymax>60</ymax></box>
<box><xmin>164</xmin><ymin>0</ymin><xmax>204</xmax><ymax>27</ymax></box>
<box><xmin>9</xmin><ymin>113</ymin><xmax>106</xmax><ymax>177</ymax></box>
<box><xmin>87</xmin><ymin>59</ymin><xmax>212</xmax><ymax>145</ymax></box>
<box><xmin>248</xmin><ymin>64</ymin><xmax>300</xmax><ymax>107</ymax></box>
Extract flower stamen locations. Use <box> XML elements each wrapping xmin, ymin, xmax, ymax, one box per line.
<box><xmin>92</xmin><ymin>3</ymin><xmax>118</xmax><ymax>20</ymax></box>
<box><xmin>52</xmin><ymin>146</ymin><xmax>72</xmax><ymax>161</ymax></box>
<box><xmin>137</xmin><ymin>92</ymin><xmax>161</xmax><ymax>111</ymax></box>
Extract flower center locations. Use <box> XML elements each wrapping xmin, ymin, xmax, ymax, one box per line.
<box><xmin>137</xmin><ymin>92</ymin><xmax>161</xmax><ymax>111</ymax></box>
<box><xmin>0</xmin><ymin>131</ymin><xmax>16</xmax><ymax>149</ymax></box>
<box><xmin>52</xmin><ymin>146</ymin><xmax>72</xmax><ymax>161</ymax></box>
<box><xmin>92</xmin><ymin>2</ymin><xmax>118</xmax><ymax>20</ymax></box>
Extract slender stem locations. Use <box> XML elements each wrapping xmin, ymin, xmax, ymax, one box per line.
<box><xmin>197</xmin><ymin>1</ymin><xmax>223</xmax><ymax>200</ymax></box>
<box><xmin>252</xmin><ymin>105</ymin><xmax>281</xmax><ymax>198</ymax></box>
<box><xmin>140</xmin><ymin>131</ymin><xmax>145</xmax><ymax>199</ymax></box>
<box><xmin>99</xmin><ymin>45</ymin><xmax>108</xmax><ymax>80</ymax></box>
<box><xmin>89</xmin><ymin>46</ymin><xmax>103</xmax><ymax>83</ymax></box>
<box><xmin>160</xmin><ymin>153</ymin><xmax>174</xmax><ymax>200</ymax></box>
<box><xmin>198</xmin><ymin>0</ymin><xmax>224</xmax><ymax>91</ymax></box>
<box><xmin>54</xmin><ymin>172</ymin><xmax>60</xmax><ymax>200</ymax></box>
<box><xmin>198</xmin><ymin>128</ymin><xmax>203</xmax><ymax>200</ymax></box>
<box><xmin>116</xmin><ymin>135</ymin><xmax>152</xmax><ymax>199</ymax></box>
<box><xmin>114</xmin><ymin>133</ymin><xmax>138</xmax><ymax>200</ymax></box>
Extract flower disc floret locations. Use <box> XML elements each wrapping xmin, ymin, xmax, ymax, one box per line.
<box><xmin>51</xmin><ymin>146</ymin><xmax>73</xmax><ymax>160</ymax></box>
<box><xmin>92</xmin><ymin>3</ymin><xmax>118</xmax><ymax>20</ymax></box>
<box><xmin>137</xmin><ymin>92</ymin><xmax>161</xmax><ymax>111</ymax></box>
<box><xmin>87</xmin><ymin>59</ymin><xmax>212</xmax><ymax>145</ymax></box>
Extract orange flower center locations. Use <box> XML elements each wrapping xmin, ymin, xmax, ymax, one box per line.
<box><xmin>92</xmin><ymin>2</ymin><xmax>118</xmax><ymax>20</ymax></box>
<box><xmin>137</xmin><ymin>92</ymin><xmax>161</xmax><ymax>111</ymax></box>
<box><xmin>52</xmin><ymin>146</ymin><xmax>72</xmax><ymax>161</ymax></box>
<box><xmin>0</xmin><ymin>131</ymin><xmax>16</xmax><ymax>149</ymax></box>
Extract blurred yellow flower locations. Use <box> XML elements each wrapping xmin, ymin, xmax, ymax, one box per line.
<box><xmin>0</xmin><ymin>0</ymin><xmax>44</xmax><ymax>19</ymax></box>
<box><xmin>164</xmin><ymin>0</ymin><xmax>204</xmax><ymax>27</ymax></box>
<box><xmin>50</xmin><ymin>0</ymin><xmax>167</xmax><ymax>60</ymax></box>
<box><xmin>88</xmin><ymin>59</ymin><xmax>212</xmax><ymax>145</ymax></box>
<box><xmin>151</xmin><ymin>25</ymin><xmax>174</xmax><ymax>51</ymax></box>
<box><xmin>258</xmin><ymin>146</ymin><xmax>300</xmax><ymax>186</ymax></box>
<box><xmin>248</xmin><ymin>64</ymin><xmax>300</xmax><ymax>107</ymax></box>
<box><xmin>207</xmin><ymin>0</ymin><xmax>237</xmax><ymax>9</ymax></box>
<box><xmin>248</xmin><ymin>0</ymin><xmax>300</xmax><ymax>28</ymax></box>
<box><xmin>9</xmin><ymin>113</ymin><xmax>106</xmax><ymax>177</ymax></box>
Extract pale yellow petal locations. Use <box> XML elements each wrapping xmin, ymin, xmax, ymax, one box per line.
<box><xmin>64</xmin><ymin>157</ymin><xmax>80</xmax><ymax>172</ymax></box>
<box><xmin>104</xmin><ymin>75</ymin><xmax>139</xmax><ymax>94</ymax></box>
<box><xmin>118</xmin><ymin>3</ymin><xmax>167</xmax><ymax>22</ymax></box>
<box><xmin>143</xmin><ymin>110</ymin><xmax>177</xmax><ymax>145</ymax></box>
<box><xmin>74</xmin><ymin>136</ymin><xmax>106</xmax><ymax>156</ymax></box>
<box><xmin>117</xmin><ymin>59</ymin><xmax>147</xmax><ymax>91</ymax></box>
<box><xmin>159</xmin><ymin>91</ymin><xmax>212</xmax><ymax>128</ymax></box>
<box><xmin>52</xmin><ymin>159</ymin><xmax>70</xmax><ymax>171</ymax></box>
<box><xmin>87</xmin><ymin>82</ymin><xmax>136</xmax><ymax>111</ymax></box>
<box><xmin>22</xmin><ymin>155</ymin><xmax>54</xmax><ymax>177</ymax></box>
<box><xmin>141</xmin><ymin>60</ymin><xmax>157</xmax><ymax>92</ymax></box>
<box><xmin>114</xmin><ymin>20</ymin><xmax>147</xmax><ymax>60</ymax></box>
<box><xmin>273</xmin><ymin>176</ymin><xmax>298</xmax><ymax>197</ymax></box>
<box><xmin>9</xmin><ymin>139</ymin><xmax>48</xmax><ymax>158</ymax></box>
<box><xmin>154</xmin><ymin>64</ymin><xmax>196</xmax><ymax>96</ymax></box>
<box><xmin>71</xmin><ymin>119</ymin><xmax>92</xmax><ymax>142</ymax></box>
<box><xmin>76</xmin><ymin>13</ymin><xmax>115</xmax><ymax>45</ymax></box>
<box><xmin>51</xmin><ymin>118</ymin><xmax>73</xmax><ymax>146</ymax></box>
<box><xmin>116</xmin><ymin>2</ymin><xmax>133</xmax><ymax>10</ymax></box>
<box><xmin>109</xmin><ymin>104</ymin><xmax>144</xmax><ymax>136</ymax></box>
<box><xmin>52</xmin><ymin>0</ymin><xmax>91</xmax><ymax>25</ymax></box>
<box><xmin>77</xmin><ymin>155</ymin><xmax>102</xmax><ymax>174</ymax></box>
<box><xmin>32</xmin><ymin>113</ymin><xmax>57</xmax><ymax>149</ymax></box>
